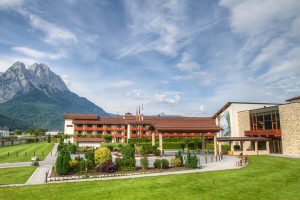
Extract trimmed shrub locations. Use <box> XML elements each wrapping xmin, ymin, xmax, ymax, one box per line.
<box><xmin>154</xmin><ymin>159</ymin><xmax>169</xmax><ymax>169</ymax></box>
<box><xmin>175</xmin><ymin>151</ymin><xmax>184</xmax><ymax>166</ymax></box>
<box><xmin>185</xmin><ymin>152</ymin><xmax>198</xmax><ymax>168</ymax></box>
<box><xmin>68</xmin><ymin>143</ymin><xmax>77</xmax><ymax>154</ymax></box>
<box><xmin>85</xmin><ymin>150</ymin><xmax>95</xmax><ymax>165</ymax></box>
<box><xmin>78</xmin><ymin>159</ymin><xmax>86</xmax><ymax>172</ymax></box>
<box><xmin>86</xmin><ymin>159</ymin><xmax>94</xmax><ymax>170</ymax></box>
<box><xmin>47</xmin><ymin>134</ymin><xmax>51</xmax><ymax>143</ymax></box>
<box><xmin>115</xmin><ymin>157</ymin><xmax>136</xmax><ymax>171</ymax></box>
<box><xmin>141</xmin><ymin>155</ymin><xmax>149</xmax><ymax>170</ymax></box>
<box><xmin>222</xmin><ymin>144</ymin><xmax>231</xmax><ymax>152</ymax></box>
<box><xmin>96</xmin><ymin>160</ymin><xmax>117</xmax><ymax>173</ymax></box>
<box><xmin>55</xmin><ymin>149</ymin><xmax>71</xmax><ymax>175</ymax></box>
<box><xmin>122</xmin><ymin>146</ymin><xmax>135</xmax><ymax>159</ymax></box>
<box><xmin>170</xmin><ymin>158</ymin><xmax>182</xmax><ymax>167</ymax></box>
<box><xmin>95</xmin><ymin>147</ymin><xmax>112</xmax><ymax>165</ymax></box>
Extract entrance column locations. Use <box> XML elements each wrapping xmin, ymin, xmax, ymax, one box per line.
<box><xmin>159</xmin><ymin>133</ymin><xmax>163</xmax><ymax>156</ymax></box>
<box><xmin>152</xmin><ymin>132</ymin><xmax>155</xmax><ymax>146</ymax></box>
<box><xmin>127</xmin><ymin>124</ymin><xmax>131</xmax><ymax>143</ymax></box>
<box><xmin>218</xmin><ymin>141</ymin><xmax>222</xmax><ymax>155</ymax></box>
<box><xmin>255</xmin><ymin>141</ymin><xmax>258</xmax><ymax>155</ymax></box>
<box><xmin>266</xmin><ymin>141</ymin><xmax>270</xmax><ymax>154</ymax></box>
<box><xmin>214</xmin><ymin>133</ymin><xmax>217</xmax><ymax>156</ymax></box>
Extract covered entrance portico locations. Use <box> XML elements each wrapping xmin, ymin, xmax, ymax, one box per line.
<box><xmin>217</xmin><ymin>137</ymin><xmax>271</xmax><ymax>156</ymax></box>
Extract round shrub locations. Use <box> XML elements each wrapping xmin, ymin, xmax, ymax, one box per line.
<box><xmin>96</xmin><ymin>160</ymin><xmax>117</xmax><ymax>173</ymax></box>
<box><xmin>141</xmin><ymin>156</ymin><xmax>149</xmax><ymax>170</ymax></box>
<box><xmin>154</xmin><ymin>159</ymin><xmax>169</xmax><ymax>169</ymax></box>
<box><xmin>95</xmin><ymin>147</ymin><xmax>112</xmax><ymax>165</ymax></box>
<box><xmin>170</xmin><ymin>158</ymin><xmax>182</xmax><ymax>167</ymax></box>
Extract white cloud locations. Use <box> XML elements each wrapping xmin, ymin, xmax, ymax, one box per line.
<box><xmin>154</xmin><ymin>93</ymin><xmax>181</xmax><ymax>104</ymax></box>
<box><xmin>177</xmin><ymin>52</ymin><xmax>201</xmax><ymax>72</ymax></box>
<box><xmin>0</xmin><ymin>0</ymin><xmax>23</xmax><ymax>9</ymax></box>
<box><xmin>108</xmin><ymin>80</ymin><xmax>133</xmax><ymax>88</ymax></box>
<box><xmin>62</xmin><ymin>74</ymin><xmax>72</xmax><ymax>87</ymax></box>
<box><xmin>27</xmin><ymin>13</ymin><xmax>77</xmax><ymax>46</ymax></box>
<box><xmin>12</xmin><ymin>46</ymin><xmax>66</xmax><ymax>60</ymax></box>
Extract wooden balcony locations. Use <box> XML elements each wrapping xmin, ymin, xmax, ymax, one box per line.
<box><xmin>74</xmin><ymin>127</ymin><xmax>125</xmax><ymax>131</ymax></box>
<box><xmin>74</xmin><ymin>138</ymin><xmax>105</xmax><ymax>142</ymax></box>
<box><xmin>245</xmin><ymin>129</ymin><xmax>282</xmax><ymax>137</ymax></box>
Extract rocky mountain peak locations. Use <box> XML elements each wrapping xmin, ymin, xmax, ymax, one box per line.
<box><xmin>0</xmin><ymin>62</ymin><xmax>69</xmax><ymax>103</ymax></box>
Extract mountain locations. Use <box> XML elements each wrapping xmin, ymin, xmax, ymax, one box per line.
<box><xmin>0</xmin><ymin>62</ymin><xmax>110</xmax><ymax>130</ymax></box>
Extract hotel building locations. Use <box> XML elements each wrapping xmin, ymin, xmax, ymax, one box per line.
<box><xmin>64</xmin><ymin>114</ymin><xmax>221</xmax><ymax>148</ymax></box>
<box><xmin>214</xmin><ymin>96</ymin><xmax>300</xmax><ymax>156</ymax></box>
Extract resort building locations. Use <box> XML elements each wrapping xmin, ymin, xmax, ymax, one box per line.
<box><xmin>214</xmin><ymin>97</ymin><xmax>300</xmax><ymax>156</ymax></box>
<box><xmin>64</xmin><ymin>114</ymin><xmax>221</xmax><ymax>148</ymax></box>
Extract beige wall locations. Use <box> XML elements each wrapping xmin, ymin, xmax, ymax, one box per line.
<box><xmin>279</xmin><ymin>102</ymin><xmax>300</xmax><ymax>156</ymax></box>
<box><xmin>238</xmin><ymin>111</ymin><xmax>250</xmax><ymax>136</ymax></box>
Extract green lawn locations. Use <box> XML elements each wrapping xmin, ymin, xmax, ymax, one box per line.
<box><xmin>0</xmin><ymin>142</ymin><xmax>54</xmax><ymax>163</ymax></box>
<box><xmin>0</xmin><ymin>156</ymin><xmax>299</xmax><ymax>200</ymax></box>
<box><xmin>0</xmin><ymin>166</ymin><xmax>37</xmax><ymax>185</ymax></box>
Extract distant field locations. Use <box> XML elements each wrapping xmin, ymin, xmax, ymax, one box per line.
<box><xmin>0</xmin><ymin>156</ymin><xmax>299</xmax><ymax>200</ymax></box>
<box><xmin>0</xmin><ymin>142</ymin><xmax>54</xmax><ymax>163</ymax></box>
<box><xmin>0</xmin><ymin>166</ymin><xmax>37</xmax><ymax>185</ymax></box>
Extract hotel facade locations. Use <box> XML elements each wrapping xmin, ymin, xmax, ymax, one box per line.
<box><xmin>64</xmin><ymin>96</ymin><xmax>300</xmax><ymax>156</ymax></box>
<box><xmin>64</xmin><ymin>114</ymin><xmax>221</xmax><ymax>148</ymax></box>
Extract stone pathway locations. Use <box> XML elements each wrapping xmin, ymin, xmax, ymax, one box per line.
<box><xmin>25</xmin><ymin>143</ymin><xmax>58</xmax><ymax>185</ymax></box>
<box><xmin>0</xmin><ymin>161</ymin><xmax>32</xmax><ymax>169</ymax></box>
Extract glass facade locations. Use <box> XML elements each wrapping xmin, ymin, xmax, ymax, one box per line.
<box><xmin>250</xmin><ymin>106</ymin><xmax>280</xmax><ymax>131</ymax></box>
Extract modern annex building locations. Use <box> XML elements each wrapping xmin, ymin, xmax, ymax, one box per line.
<box><xmin>213</xmin><ymin>96</ymin><xmax>300</xmax><ymax>156</ymax></box>
<box><xmin>64</xmin><ymin>113</ymin><xmax>221</xmax><ymax>148</ymax></box>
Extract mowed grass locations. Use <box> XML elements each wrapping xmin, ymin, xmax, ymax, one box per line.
<box><xmin>0</xmin><ymin>156</ymin><xmax>299</xmax><ymax>200</ymax></box>
<box><xmin>0</xmin><ymin>166</ymin><xmax>37</xmax><ymax>185</ymax></box>
<box><xmin>0</xmin><ymin>142</ymin><xmax>54</xmax><ymax>163</ymax></box>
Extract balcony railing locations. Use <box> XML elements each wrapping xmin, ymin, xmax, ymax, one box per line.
<box><xmin>74</xmin><ymin>127</ymin><xmax>125</xmax><ymax>131</ymax></box>
<box><xmin>245</xmin><ymin>129</ymin><xmax>282</xmax><ymax>137</ymax></box>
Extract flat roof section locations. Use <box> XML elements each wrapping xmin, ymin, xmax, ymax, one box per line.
<box><xmin>217</xmin><ymin>137</ymin><xmax>270</xmax><ymax>142</ymax></box>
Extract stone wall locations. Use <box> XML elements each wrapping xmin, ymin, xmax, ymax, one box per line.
<box><xmin>279</xmin><ymin>102</ymin><xmax>300</xmax><ymax>156</ymax></box>
<box><xmin>238</xmin><ymin>111</ymin><xmax>250</xmax><ymax>137</ymax></box>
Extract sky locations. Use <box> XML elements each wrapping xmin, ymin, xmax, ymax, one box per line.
<box><xmin>0</xmin><ymin>0</ymin><xmax>299</xmax><ymax>116</ymax></box>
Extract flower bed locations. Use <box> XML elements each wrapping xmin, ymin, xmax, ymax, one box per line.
<box><xmin>47</xmin><ymin>166</ymin><xmax>192</xmax><ymax>182</ymax></box>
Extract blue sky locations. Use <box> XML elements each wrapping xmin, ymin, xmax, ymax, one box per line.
<box><xmin>0</xmin><ymin>0</ymin><xmax>299</xmax><ymax>116</ymax></box>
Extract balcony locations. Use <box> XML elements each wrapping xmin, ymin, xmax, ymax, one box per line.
<box><xmin>245</xmin><ymin>129</ymin><xmax>282</xmax><ymax>137</ymax></box>
<box><xmin>74</xmin><ymin>126</ymin><xmax>125</xmax><ymax>131</ymax></box>
<box><xmin>74</xmin><ymin>137</ymin><xmax>105</xmax><ymax>142</ymax></box>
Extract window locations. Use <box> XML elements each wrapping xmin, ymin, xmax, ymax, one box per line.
<box><xmin>77</xmin><ymin>124</ymin><xmax>83</xmax><ymax>127</ymax></box>
<box><xmin>97</xmin><ymin>131</ymin><xmax>102</xmax><ymax>134</ymax></box>
<box><xmin>66</xmin><ymin>125</ymin><xmax>73</xmax><ymax>127</ymax></box>
<box><xmin>258</xmin><ymin>141</ymin><xmax>267</xmax><ymax>150</ymax></box>
<box><xmin>87</xmin><ymin>124</ymin><xmax>93</xmax><ymax>128</ymax></box>
<box><xmin>97</xmin><ymin>124</ymin><xmax>103</xmax><ymax>128</ymax></box>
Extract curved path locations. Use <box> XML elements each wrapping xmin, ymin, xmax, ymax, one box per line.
<box><xmin>25</xmin><ymin>143</ymin><xmax>58</xmax><ymax>185</ymax></box>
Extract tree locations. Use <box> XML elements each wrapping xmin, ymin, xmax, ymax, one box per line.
<box><xmin>103</xmin><ymin>134</ymin><xmax>112</xmax><ymax>143</ymax></box>
<box><xmin>95</xmin><ymin>147</ymin><xmax>112</xmax><ymax>165</ymax></box>
<box><xmin>47</xmin><ymin>134</ymin><xmax>51</xmax><ymax>143</ymax></box>
<box><xmin>55</xmin><ymin>149</ymin><xmax>71</xmax><ymax>175</ymax></box>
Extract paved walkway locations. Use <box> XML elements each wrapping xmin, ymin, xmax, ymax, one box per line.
<box><xmin>0</xmin><ymin>161</ymin><xmax>32</xmax><ymax>169</ymax></box>
<box><xmin>25</xmin><ymin>143</ymin><xmax>58</xmax><ymax>185</ymax></box>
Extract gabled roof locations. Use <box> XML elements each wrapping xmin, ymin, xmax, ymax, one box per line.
<box><xmin>286</xmin><ymin>96</ymin><xmax>300</xmax><ymax>102</ymax></box>
<box><xmin>212</xmin><ymin>102</ymin><xmax>279</xmax><ymax>119</ymax></box>
<box><xmin>64</xmin><ymin>114</ymin><xmax>98</xmax><ymax>120</ymax></box>
<box><xmin>68</xmin><ymin>114</ymin><xmax>221</xmax><ymax>133</ymax></box>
